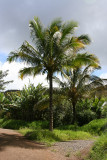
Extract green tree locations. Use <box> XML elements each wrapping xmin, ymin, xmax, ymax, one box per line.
<box><xmin>7</xmin><ymin>17</ymin><xmax>95</xmax><ymax>131</ymax></box>
<box><xmin>0</xmin><ymin>70</ymin><xmax>13</xmax><ymax>91</ymax></box>
<box><xmin>55</xmin><ymin>65</ymin><xmax>105</xmax><ymax>124</ymax></box>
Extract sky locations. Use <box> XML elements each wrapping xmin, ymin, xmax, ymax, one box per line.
<box><xmin>0</xmin><ymin>0</ymin><xmax>107</xmax><ymax>90</ymax></box>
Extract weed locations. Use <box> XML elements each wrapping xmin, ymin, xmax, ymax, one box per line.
<box><xmin>65</xmin><ymin>152</ymin><xmax>71</xmax><ymax>157</ymax></box>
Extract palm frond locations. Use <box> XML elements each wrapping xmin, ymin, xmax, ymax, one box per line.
<box><xmin>78</xmin><ymin>34</ymin><xmax>91</xmax><ymax>45</ymax></box>
<box><xmin>29</xmin><ymin>17</ymin><xmax>46</xmax><ymax>53</ymax></box>
<box><xmin>61</xmin><ymin>21</ymin><xmax>78</xmax><ymax>42</ymax></box>
<box><xmin>71</xmin><ymin>53</ymin><xmax>99</xmax><ymax>68</ymax></box>
<box><xmin>34</xmin><ymin>97</ymin><xmax>49</xmax><ymax>111</ymax></box>
<box><xmin>49</xmin><ymin>18</ymin><xmax>62</xmax><ymax>34</ymax></box>
<box><xmin>19</xmin><ymin>66</ymin><xmax>43</xmax><ymax>79</ymax></box>
<box><xmin>65</xmin><ymin>37</ymin><xmax>85</xmax><ymax>51</ymax></box>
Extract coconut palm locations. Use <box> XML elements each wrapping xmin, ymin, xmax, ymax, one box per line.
<box><xmin>55</xmin><ymin>65</ymin><xmax>105</xmax><ymax>124</ymax></box>
<box><xmin>7</xmin><ymin>17</ymin><xmax>96</xmax><ymax>131</ymax></box>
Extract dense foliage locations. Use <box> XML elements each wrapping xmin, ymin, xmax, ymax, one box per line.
<box><xmin>0</xmin><ymin>70</ymin><xmax>13</xmax><ymax>91</ymax></box>
<box><xmin>0</xmin><ymin>84</ymin><xmax>49</xmax><ymax>121</ymax></box>
<box><xmin>0</xmin><ymin>83</ymin><xmax>107</xmax><ymax>127</ymax></box>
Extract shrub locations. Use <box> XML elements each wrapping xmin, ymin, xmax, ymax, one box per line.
<box><xmin>0</xmin><ymin>119</ymin><xmax>49</xmax><ymax>130</ymax></box>
<box><xmin>87</xmin><ymin>133</ymin><xmax>107</xmax><ymax>160</ymax></box>
<box><xmin>81</xmin><ymin>118</ymin><xmax>107</xmax><ymax>135</ymax></box>
<box><xmin>28</xmin><ymin>121</ymin><xmax>49</xmax><ymax>129</ymax></box>
<box><xmin>0</xmin><ymin>119</ymin><xmax>28</xmax><ymax>129</ymax></box>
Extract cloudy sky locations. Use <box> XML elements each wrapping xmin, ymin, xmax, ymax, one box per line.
<box><xmin>0</xmin><ymin>0</ymin><xmax>107</xmax><ymax>90</ymax></box>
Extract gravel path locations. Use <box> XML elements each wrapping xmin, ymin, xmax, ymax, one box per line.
<box><xmin>50</xmin><ymin>140</ymin><xmax>94</xmax><ymax>153</ymax></box>
<box><xmin>50</xmin><ymin>140</ymin><xmax>95</xmax><ymax>159</ymax></box>
<box><xmin>0</xmin><ymin>128</ymin><xmax>94</xmax><ymax>160</ymax></box>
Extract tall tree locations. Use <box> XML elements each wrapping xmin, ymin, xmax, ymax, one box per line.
<box><xmin>55</xmin><ymin>65</ymin><xmax>105</xmax><ymax>124</ymax></box>
<box><xmin>0</xmin><ymin>70</ymin><xmax>13</xmax><ymax>92</ymax></box>
<box><xmin>7</xmin><ymin>17</ymin><xmax>96</xmax><ymax>131</ymax></box>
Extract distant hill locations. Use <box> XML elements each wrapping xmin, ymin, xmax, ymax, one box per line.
<box><xmin>5</xmin><ymin>89</ymin><xmax>20</xmax><ymax>93</ymax></box>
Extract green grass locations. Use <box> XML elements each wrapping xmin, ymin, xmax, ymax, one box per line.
<box><xmin>57</xmin><ymin>123</ymin><xmax>80</xmax><ymax>130</ymax></box>
<box><xmin>57</xmin><ymin>118</ymin><xmax>107</xmax><ymax>135</ymax></box>
<box><xmin>0</xmin><ymin>119</ymin><xmax>48</xmax><ymax>130</ymax></box>
<box><xmin>86</xmin><ymin>133</ymin><xmax>107</xmax><ymax>160</ymax></box>
<box><xmin>28</xmin><ymin>121</ymin><xmax>48</xmax><ymax>129</ymax></box>
<box><xmin>19</xmin><ymin>128</ymin><xmax>92</xmax><ymax>144</ymax></box>
<box><xmin>81</xmin><ymin>118</ymin><xmax>107</xmax><ymax>135</ymax></box>
<box><xmin>0</xmin><ymin>119</ymin><xmax>28</xmax><ymax>129</ymax></box>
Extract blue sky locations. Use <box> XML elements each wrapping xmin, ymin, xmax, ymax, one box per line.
<box><xmin>0</xmin><ymin>0</ymin><xmax>107</xmax><ymax>90</ymax></box>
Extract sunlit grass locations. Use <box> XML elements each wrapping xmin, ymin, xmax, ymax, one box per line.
<box><xmin>19</xmin><ymin>128</ymin><xmax>92</xmax><ymax>144</ymax></box>
<box><xmin>87</xmin><ymin>133</ymin><xmax>107</xmax><ymax>160</ymax></box>
<box><xmin>81</xmin><ymin>118</ymin><xmax>107</xmax><ymax>135</ymax></box>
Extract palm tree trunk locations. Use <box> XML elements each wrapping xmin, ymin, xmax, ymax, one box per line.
<box><xmin>49</xmin><ymin>73</ymin><xmax>53</xmax><ymax>131</ymax></box>
<box><xmin>72</xmin><ymin>101</ymin><xmax>76</xmax><ymax>124</ymax></box>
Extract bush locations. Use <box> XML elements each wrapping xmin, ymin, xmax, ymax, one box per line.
<box><xmin>28</xmin><ymin>121</ymin><xmax>49</xmax><ymax>129</ymax></box>
<box><xmin>87</xmin><ymin>133</ymin><xmax>107</xmax><ymax>160</ymax></box>
<box><xmin>77</xmin><ymin>110</ymin><xmax>96</xmax><ymax>126</ymax></box>
<box><xmin>0</xmin><ymin>119</ymin><xmax>28</xmax><ymax>129</ymax></box>
<box><xmin>81</xmin><ymin>118</ymin><xmax>107</xmax><ymax>135</ymax></box>
<box><xmin>0</xmin><ymin>119</ymin><xmax>49</xmax><ymax>130</ymax></box>
<box><xmin>57</xmin><ymin>124</ymin><xmax>80</xmax><ymax>131</ymax></box>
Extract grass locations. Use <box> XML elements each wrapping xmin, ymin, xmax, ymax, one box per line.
<box><xmin>57</xmin><ymin>118</ymin><xmax>107</xmax><ymax>135</ymax></box>
<box><xmin>57</xmin><ymin>123</ymin><xmax>80</xmax><ymax>131</ymax></box>
<box><xmin>19</xmin><ymin>128</ymin><xmax>92</xmax><ymax>144</ymax></box>
<box><xmin>81</xmin><ymin>118</ymin><xmax>107</xmax><ymax>135</ymax></box>
<box><xmin>0</xmin><ymin>119</ymin><xmax>48</xmax><ymax>130</ymax></box>
<box><xmin>65</xmin><ymin>152</ymin><xmax>71</xmax><ymax>157</ymax></box>
<box><xmin>86</xmin><ymin>133</ymin><xmax>107</xmax><ymax>160</ymax></box>
<box><xmin>0</xmin><ymin>119</ymin><xmax>28</xmax><ymax>129</ymax></box>
<box><xmin>0</xmin><ymin>118</ymin><xmax>106</xmax><ymax>135</ymax></box>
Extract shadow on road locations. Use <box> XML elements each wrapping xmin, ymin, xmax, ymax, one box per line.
<box><xmin>0</xmin><ymin>131</ymin><xmax>46</xmax><ymax>151</ymax></box>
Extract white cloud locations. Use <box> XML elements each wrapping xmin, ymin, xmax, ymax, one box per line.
<box><xmin>100</xmin><ymin>73</ymin><xmax>107</xmax><ymax>79</ymax></box>
<box><xmin>0</xmin><ymin>61</ymin><xmax>49</xmax><ymax>90</ymax></box>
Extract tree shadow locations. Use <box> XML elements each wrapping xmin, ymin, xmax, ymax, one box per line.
<box><xmin>0</xmin><ymin>132</ymin><xmax>47</xmax><ymax>151</ymax></box>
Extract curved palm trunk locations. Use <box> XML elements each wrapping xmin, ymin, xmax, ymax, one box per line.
<box><xmin>49</xmin><ymin>73</ymin><xmax>53</xmax><ymax>131</ymax></box>
<box><xmin>72</xmin><ymin>101</ymin><xmax>76</xmax><ymax>124</ymax></box>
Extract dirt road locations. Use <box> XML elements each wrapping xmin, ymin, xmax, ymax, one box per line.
<box><xmin>0</xmin><ymin>128</ymin><xmax>65</xmax><ymax>160</ymax></box>
<box><xmin>0</xmin><ymin>128</ymin><xmax>94</xmax><ymax>160</ymax></box>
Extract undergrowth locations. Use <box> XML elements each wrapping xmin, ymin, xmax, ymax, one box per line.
<box><xmin>19</xmin><ymin>128</ymin><xmax>92</xmax><ymax>144</ymax></box>
<box><xmin>86</xmin><ymin>133</ymin><xmax>107</xmax><ymax>160</ymax></box>
<box><xmin>0</xmin><ymin>119</ymin><xmax>48</xmax><ymax>130</ymax></box>
<box><xmin>81</xmin><ymin>118</ymin><xmax>107</xmax><ymax>135</ymax></box>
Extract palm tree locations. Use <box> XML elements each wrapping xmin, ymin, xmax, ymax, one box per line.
<box><xmin>7</xmin><ymin>17</ymin><xmax>95</xmax><ymax>131</ymax></box>
<box><xmin>55</xmin><ymin>64</ymin><xmax>105</xmax><ymax>124</ymax></box>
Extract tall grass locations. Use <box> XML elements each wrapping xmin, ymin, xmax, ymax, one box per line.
<box><xmin>87</xmin><ymin>133</ymin><xmax>107</xmax><ymax>160</ymax></box>
<box><xmin>81</xmin><ymin>118</ymin><xmax>107</xmax><ymax>135</ymax></box>
<box><xmin>19</xmin><ymin>128</ymin><xmax>92</xmax><ymax>144</ymax></box>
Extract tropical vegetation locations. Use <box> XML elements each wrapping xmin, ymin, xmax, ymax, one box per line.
<box><xmin>0</xmin><ymin>70</ymin><xmax>13</xmax><ymax>91</ymax></box>
<box><xmin>0</xmin><ymin>17</ymin><xmax>106</xmax><ymax>160</ymax></box>
<box><xmin>7</xmin><ymin>17</ymin><xmax>100</xmax><ymax>131</ymax></box>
